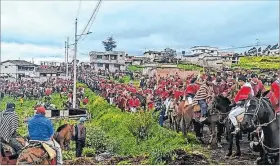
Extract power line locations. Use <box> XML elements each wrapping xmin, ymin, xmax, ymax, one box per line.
<box><xmin>79</xmin><ymin>1</ymin><xmax>102</xmax><ymax>43</ymax></box>
<box><xmin>77</xmin><ymin>0</ymin><xmax>102</xmax><ymax>41</ymax></box>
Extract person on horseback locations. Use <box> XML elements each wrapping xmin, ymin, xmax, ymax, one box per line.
<box><xmin>73</xmin><ymin>117</ymin><xmax>87</xmax><ymax>157</ymax></box>
<box><xmin>28</xmin><ymin>106</ymin><xmax>63</xmax><ymax>164</ymax></box>
<box><xmin>184</xmin><ymin>77</ymin><xmax>199</xmax><ymax>105</ymax></box>
<box><xmin>250</xmin><ymin>74</ymin><xmax>266</xmax><ymax>97</ymax></box>
<box><xmin>192</xmin><ymin>76</ymin><xmax>214</xmax><ymax>122</ymax></box>
<box><xmin>0</xmin><ymin>103</ymin><xmax>24</xmax><ymax>155</ymax></box>
<box><xmin>267</xmin><ymin>73</ymin><xmax>280</xmax><ymax>113</ymax></box>
<box><xmin>229</xmin><ymin>75</ymin><xmax>253</xmax><ymax>134</ymax></box>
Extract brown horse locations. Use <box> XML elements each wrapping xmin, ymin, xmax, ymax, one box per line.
<box><xmin>176</xmin><ymin>100</ymin><xmax>195</xmax><ymax>142</ymax></box>
<box><xmin>17</xmin><ymin>142</ymin><xmax>56</xmax><ymax>165</ymax></box>
<box><xmin>54</xmin><ymin>124</ymin><xmax>74</xmax><ymax>151</ymax></box>
<box><xmin>117</xmin><ymin>98</ymin><xmax>127</xmax><ymax>112</ymax></box>
<box><xmin>0</xmin><ymin>137</ymin><xmax>26</xmax><ymax>165</ymax></box>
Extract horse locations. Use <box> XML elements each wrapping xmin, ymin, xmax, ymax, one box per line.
<box><xmin>54</xmin><ymin>124</ymin><xmax>74</xmax><ymax>151</ymax></box>
<box><xmin>167</xmin><ymin>99</ymin><xmax>179</xmax><ymax>131</ymax></box>
<box><xmin>117</xmin><ymin>97</ymin><xmax>127</xmax><ymax>112</ymax></box>
<box><xmin>0</xmin><ymin>137</ymin><xmax>26</xmax><ymax>165</ymax></box>
<box><xmin>241</xmin><ymin>97</ymin><xmax>279</xmax><ymax>165</ymax></box>
<box><xmin>16</xmin><ymin>142</ymin><xmax>57</xmax><ymax>165</ymax></box>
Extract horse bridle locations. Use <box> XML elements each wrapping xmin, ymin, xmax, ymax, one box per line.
<box><xmin>244</xmin><ymin>97</ymin><xmax>279</xmax><ymax>153</ymax></box>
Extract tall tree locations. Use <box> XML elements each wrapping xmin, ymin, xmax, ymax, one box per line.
<box><xmin>102</xmin><ymin>36</ymin><xmax>117</xmax><ymax>51</ymax></box>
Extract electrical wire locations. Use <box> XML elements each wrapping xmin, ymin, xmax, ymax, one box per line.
<box><xmin>78</xmin><ymin>1</ymin><xmax>102</xmax><ymax>43</ymax></box>
<box><xmin>77</xmin><ymin>0</ymin><xmax>102</xmax><ymax>41</ymax></box>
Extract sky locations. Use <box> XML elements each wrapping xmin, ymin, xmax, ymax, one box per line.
<box><xmin>1</xmin><ymin>0</ymin><xmax>279</xmax><ymax>64</ymax></box>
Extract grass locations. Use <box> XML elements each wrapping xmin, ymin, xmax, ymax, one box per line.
<box><xmin>233</xmin><ymin>56</ymin><xmax>280</xmax><ymax>69</ymax></box>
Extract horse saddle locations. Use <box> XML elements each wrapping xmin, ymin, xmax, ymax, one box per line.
<box><xmin>42</xmin><ymin>143</ymin><xmax>56</xmax><ymax>160</ymax></box>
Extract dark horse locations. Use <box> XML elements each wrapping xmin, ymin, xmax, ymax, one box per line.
<box><xmin>193</xmin><ymin>96</ymin><xmax>232</xmax><ymax>148</ymax></box>
<box><xmin>241</xmin><ymin>97</ymin><xmax>279</xmax><ymax>165</ymax></box>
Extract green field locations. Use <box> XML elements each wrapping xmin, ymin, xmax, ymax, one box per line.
<box><xmin>232</xmin><ymin>56</ymin><xmax>280</xmax><ymax>69</ymax></box>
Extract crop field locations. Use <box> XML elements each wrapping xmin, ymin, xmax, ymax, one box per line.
<box><xmin>232</xmin><ymin>56</ymin><xmax>280</xmax><ymax>69</ymax></box>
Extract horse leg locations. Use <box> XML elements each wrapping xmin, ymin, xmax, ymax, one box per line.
<box><xmin>193</xmin><ymin>121</ymin><xmax>204</xmax><ymax>144</ymax></box>
<box><xmin>181</xmin><ymin>117</ymin><xmax>187</xmax><ymax>137</ymax></box>
<box><xmin>217</xmin><ymin>124</ymin><xmax>223</xmax><ymax>148</ymax></box>
<box><xmin>234</xmin><ymin>133</ymin><xmax>241</xmax><ymax>158</ymax></box>
<box><xmin>226</xmin><ymin>134</ymin><xmax>233</xmax><ymax>158</ymax></box>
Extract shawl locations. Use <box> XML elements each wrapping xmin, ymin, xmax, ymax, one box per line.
<box><xmin>192</xmin><ymin>84</ymin><xmax>214</xmax><ymax>105</ymax></box>
<box><xmin>0</xmin><ymin>110</ymin><xmax>19</xmax><ymax>143</ymax></box>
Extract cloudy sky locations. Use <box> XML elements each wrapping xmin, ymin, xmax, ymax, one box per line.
<box><xmin>1</xmin><ymin>0</ymin><xmax>279</xmax><ymax>64</ymax></box>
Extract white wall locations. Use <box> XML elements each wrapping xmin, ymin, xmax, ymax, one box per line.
<box><xmin>0</xmin><ymin>62</ymin><xmax>17</xmax><ymax>77</ymax></box>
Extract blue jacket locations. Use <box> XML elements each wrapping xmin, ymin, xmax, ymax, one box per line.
<box><xmin>28</xmin><ymin>114</ymin><xmax>54</xmax><ymax>141</ymax></box>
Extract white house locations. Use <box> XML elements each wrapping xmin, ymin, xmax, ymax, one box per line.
<box><xmin>143</xmin><ymin>51</ymin><xmax>162</xmax><ymax>62</ymax></box>
<box><xmin>190</xmin><ymin>46</ymin><xmax>219</xmax><ymax>56</ymax></box>
<box><xmin>0</xmin><ymin>60</ymin><xmax>38</xmax><ymax>78</ymax></box>
<box><xmin>89</xmin><ymin>51</ymin><xmax>127</xmax><ymax>72</ymax></box>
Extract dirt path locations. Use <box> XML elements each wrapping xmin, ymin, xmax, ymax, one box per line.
<box><xmin>201</xmin><ymin>129</ymin><xmax>258</xmax><ymax>165</ymax></box>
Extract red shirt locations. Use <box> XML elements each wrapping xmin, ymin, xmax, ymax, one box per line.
<box><xmin>63</xmin><ymin>88</ymin><xmax>67</xmax><ymax>92</ymax></box>
<box><xmin>128</xmin><ymin>98</ymin><xmax>140</xmax><ymax>107</ymax></box>
<box><xmin>45</xmin><ymin>89</ymin><xmax>52</xmax><ymax>95</ymax></box>
<box><xmin>234</xmin><ymin>84</ymin><xmax>252</xmax><ymax>103</ymax></box>
<box><xmin>251</xmin><ymin>80</ymin><xmax>266</xmax><ymax>97</ymax></box>
<box><xmin>174</xmin><ymin>91</ymin><xmax>183</xmax><ymax>100</ymax></box>
<box><xmin>268</xmin><ymin>80</ymin><xmax>280</xmax><ymax>112</ymax></box>
<box><xmin>161</xmin><ymin>91</ymin><xmax>169</xmax><ymax>99</ymax></box>
<box><xmin>186</xmin><ymin>84</ymin><xmax>199</xmax><ymax>95</ymax></box>
<box><xmin>83</xmin><ymin>98</ymin><xmax>89</xmax><ymax>104</ymax></box>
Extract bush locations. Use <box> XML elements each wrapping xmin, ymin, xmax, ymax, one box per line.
<box><xmin>83</xmin><ymin>147</ymin><xmax>96</xmax><ymax>157</ymax></box>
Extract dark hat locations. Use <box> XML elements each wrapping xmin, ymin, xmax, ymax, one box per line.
<box><xmin>238</xmin><ymin>75</ymin><xmax>246</xmax><ymax>82</ymax></box>
<box><xmin>216</xmin><ymin>77</ymin><xmax>222</xmax><ymax>83</ymax></box>
<box><xmin>251</xmin><ymin>74</ymin><xmax>258</xmax><ymax>78</ymax></box>
<box><xmin>6</xmin><ymin>103</ymin><xmax>15</xmax><ymax>109</ymax></box>
<box><xmin>206</xmin><ymin>76</ymin><xmax>212</xmax><ymax>82</ymax></box>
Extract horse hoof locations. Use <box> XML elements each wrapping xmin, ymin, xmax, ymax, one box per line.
<box><xmin>207</xmin><ymin>145</ymin><xmax>211</xmax><ymax>149</ymax></box>
<box><xmin>217</xmin><ymin>143</ymin><xmax>222</xmax><ymax>148</ymax></box>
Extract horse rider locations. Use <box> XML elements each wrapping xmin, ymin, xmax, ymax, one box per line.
<box><xmin>229</xmin><ymin>75</ymin><xmax>254</xmax><ymax>134</ymax></box>
<box><xmin>73</xmin><ymin>117</ymin><xmax>87</xmax><ymax>157</ymax></box>
<box><xmin>192</xmin><ymin>76</ymin><xmax>215</xmax><ymax>122</ymax></box>
<box><xmin>27</xmin><ymin>106</ymin><xmax>63</xmax><ymax>165</ymax></box>
<box><xmin>0</xmin><ymin>103</ymin><xmax>24</xmax><ymax>155</ymax></box>
<box><xmin>267</xmin><ymin>73</ymin><xmax>280</xmax><ymax>113</ymax></box>
<box><xmin>184</xmin><ymin>77</ymin><xmax>200</xmax><ymax>105</ymax></box>
<box><xmin>250</xmin><ymin>74</ymin><xmax>266</xmax><ymax>97</ymax></box>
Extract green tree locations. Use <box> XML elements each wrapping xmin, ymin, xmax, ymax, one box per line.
<box><xmin>102</xmin><ymin>36</ymin><xmax>117</xmax><ymax>51</ymax></box>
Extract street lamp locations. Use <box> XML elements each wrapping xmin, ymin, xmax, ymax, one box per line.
<box><xmin>72</xmin><ymin>18</ymin><xmax>92</xmax><ymax>109</ymax></box>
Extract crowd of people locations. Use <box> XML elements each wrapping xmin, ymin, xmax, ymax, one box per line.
<box><xmin>0</xmin><ymin>66</ymin><xmax>279</xmax><ymax>164</ymax></box>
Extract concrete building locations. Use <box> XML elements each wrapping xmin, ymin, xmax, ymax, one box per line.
<box><xmin>190</xmin><ymin>46</ymin><xmax>219</xmax><ymax>56</ymax></box>
<box><xmin>0</xmin><ymin>60</ymin><xmax>38</xmax><ymax>78</ymax></box>
<box><xmin>132</xmin><ymin>56</ymin><xmax>146</xmax><ymax>65</ymax></box>
<box><xmin>89</xmin><ymin>51</ymin><xmax>126</xmax><ymax>72</ymax></box>
<box><xmin>39</xmin><ymin>61</ymin><xmax>64</xmax><ymax>66</ymax></box>
<box><xmin>143</xmin><ymin>50</ymin><xmax>162</xmax><ymax>62</ymax></box>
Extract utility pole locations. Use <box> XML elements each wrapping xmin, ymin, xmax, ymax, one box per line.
<box><xmin>66</xmin><ymin>37</ymin><xmax>69</xmax><ymax>78</ymax></box>
<box><xmin>73</xmin><ymin>18</ymin><xmax>78</xmax><ymax>109</ymax></box>
<box><xmin>65</xmin><ymin>40</ymin><xmax>67</xmax><ymax>76</ymax></box>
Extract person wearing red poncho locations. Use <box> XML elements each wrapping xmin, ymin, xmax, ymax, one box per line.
<box><xmin>229</xmin><ymin>75</ymin><xmax>253</xmax><ymax>134</ymax></box>
<box><xmin>185</xmin><ymin>78</ymin><xmax>199</xmax><ymax>98</ymax></box>
<box><xmin>267</xmin><ymin>76</ymin><xmax>280</xmax><ymax>113</ymax></box>
<box><xmin>45</xmin><ymin>88</ymin><xmax>52</xmax><ymax>96</ymax></box>
<box><xmin>82</xmin><ymin>97</ymin><xmax>89</xmax><ymax>105</ymax></box>
<box><xmin>128</xmin><ymin>94</ymin><xmax>140</xmax><ymax>112</ymax></box>
<box><xmin>250</xmin><ymin>74</ymin><xmax>266</xmax><ymax>97</ymax></box>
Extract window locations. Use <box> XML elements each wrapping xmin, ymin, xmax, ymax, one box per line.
<box><xmin>97</xmin><ymin>55</ymin><xmax>102</xmax><ymax>59</ymax></box>
<box><xmin>149</xmin><ymin>53</ymin><xmax>151</xmax><ymax>55</ymax></box>
<box><xmin>97</xmin><ymin>63</ymin><xmax>103</xmax><ymax>67</ymax></box>
<box><xmin>5</xmin><ymin>66</ymin><xmax>8</xmax><ymax>68</ymax></box>
<box><xmin>114</xmin><ymin>64</ymin><xmax>120</xmax><ymax>67</ymax></box>
<box><xmin>211</xmin><ymin>50</ymin><xmax>214</xmax><ymax>53</ymax></box>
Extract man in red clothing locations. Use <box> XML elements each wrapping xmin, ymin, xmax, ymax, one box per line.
<box><xmin>229</xmin><ymin>75</ymin><xmax>253</xmax><ymax>134</ymax></box>
<box><xmin>267</xmin><ymin>75</ymin><xmax>280</xmax><ymax>113</ymax></box>
<box><xmin>250</xmin><ymin>74</ymin><xmax>266</xmax><ymax>97</ymax></box>
<box><xmin>128</xmin><ymin>94</ymin><xmax>140</xmax><ymax>112</ymax></box>
<box><xmin>82</xmin><ymin>97</ymin><xmax>89</xmax><ymax>105</ymax></box>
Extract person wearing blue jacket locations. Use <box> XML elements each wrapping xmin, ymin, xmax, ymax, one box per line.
<box><xmin>28</xmin><ymin>106</ymin><xmax>63</xmax><ymax>164</ymax></box>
